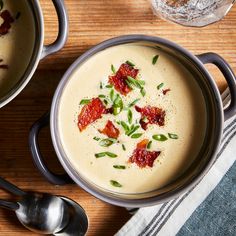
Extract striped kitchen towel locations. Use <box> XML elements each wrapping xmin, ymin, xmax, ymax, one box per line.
<box><xmin>116</xmin><ymin>89</ymin><xmax>236</xmax><ymax>236</ymax></box>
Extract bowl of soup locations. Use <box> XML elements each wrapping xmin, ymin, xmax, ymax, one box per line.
<box><xmin>29</xmin><ymin>35</ymin><xmax>236</xmax><ymax>207</ymax></box>
<box><xmin>0</xmin><ymin>0</ymin><xmax>68</xmax><ymax>108</ymax></box>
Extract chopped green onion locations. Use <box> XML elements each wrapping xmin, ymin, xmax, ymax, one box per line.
<box><xmin>95</xmin><ymin>152</ymin><xmax>107</xmax><ymax>158</ymax></box>
<box><xmin>147</xmin><ymin>141</ymin><xmax>152</xmax><ymax>149</ymax></box>
<box><xmin>157</xmin><ymin>83</ymin><xmax>164</xmax><ymax>90</ymax></box>
<box><xmin>110</xmin><ymin>89</ymin><xmax>115</xmax><ymax>101</ymax></box>
<box><xmin>93</xmin><ymin>137</ymin><xmax>100</xmax><ymax>141</ymax></box>
<box><xmin>113</xmin><ymin>165</ymin><xmax>126</xmax><ymax>169</ymax></box>
<box><xmin>122</xmin><ymin>144</ymin><xmax>126</xmax><ymax>151</ymax></box>
<box><xmin>79</xmin><ymin>99</ymin><xmax>91</xmax><ymax>105</ymax></box>
<box><xmin>140</xmin><ymin>87</ymin><xmax>146</xmax><ymax>97</ymax></box>
<box><xmin>128</xmin><ymin>98</ymin><xmax>140</xmax><ymax>107</ymax></box>
<box><xmin>168</xmin><ymin>133</ymin><xmax>179</xmax><ymax>139</ymax></box>
<box><xmin>126</xmin><ymin>60</ymin><xmax>135</xmax><ymax>67</ymax></box>
<box><xmin>100</xmin><ymin>82</ymin><xmax>103</xmax><ymax>89</ymax></box>
<box><xmin>110</xmin><ymin>180</ymin><xmax>122</xmax><ymax>187</ymax></box>
<box><xmin>103</xmin><ymin>99</ymin><xmax>108</xmax><ymax>105</ymax></box>
<box><xmin>125</xmin><ymin>79</ymin><xmax>134</xmax><ymax>89</ymax></box>
<box><xmin>127</xmin><ymin>76</ymin><xmax>144</xmax><ymax>89</ymax></box>
<box><xmin>95</xmin><ymin>152</ymin><xmax>117</xmax><ymax>158</ymax></box>
<box><xmin>131</xmin><ymin>133</ymin><xmax>143</xmax><ymax>139</ymax></box>
<box><xmin>152</xmin><ymin>55</ymin><xmax>159</xmax><ymax>65</ymax></box>
<box><xmin>152</xmin><ymin>134</ymin><xmax>168</xmax><ymax>141</ymax></box>
<box><xmin>111</xmin><ymin>64</ymin><xmax>116</xmax><ymax>74</ymax></box>
<box><xmin>98</xmin><ymin>94</ymin><xmax>106</xmax><ymax>98</ymax></box>
<box><xmin>120</xmin><ymin>121</ymin><xmax>130</xmax><ymax>133</ymax></box>
<box><xmin>126</xmin><ymin>125</ymin><xmax>140</xmax><ymax>136</ymax></box>
<box><xmin>105</xmin><ymin>84</ymin><xmax>113</xmax><ymax>88</ymax></box>
<box><xmin>127</xmin><ymin>109</ymin><xmax>132</xmax><ymax>124</ymax></box>
<box><xmin>99</xmin><ymin>138</ymin><xmax>116</xmax><ymax>147</ymax></box>
<box><xmin>113</xmin><ymin>94</ymin><xmax>123</xmax><ymax>115</ymax></box>
<box><xmin>105</xmin><ymin>152</ymin><xmax>117</xmax><ymax>158</ymax></box>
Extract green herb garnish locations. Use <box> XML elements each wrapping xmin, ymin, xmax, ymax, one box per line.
<box><xmin>105</xmin><ymin>152</ymin><xmax>117</xmax><ymax>158</ymax></box>
<box><xmin>152</xmin><ymin>134</ymin><xmax>168</xmax><ymax>141</ymax></box>
<box><xmin>95</xmin><ymin>152</ymin><xmax>107</xmax><ymax>158</ymax></box>
<box><xmin>126</xmin><ymin>125</ymin><xmax>140</xmax><ymax>136</ymax></box>
<box><xmin>113</xmin><ymin>94</ymin><xmax>123</xmax><ymax>115</ymax></box>
<box><xmin>95</xmin><ymin>152</ymin><xmax>117</xmax><ymax>158</ymax></box>
<box><xmin>128</xmin><ymin>98</ymin><xmax>140</xmax><ymax>107</ymax></box>
<box><xmin>120</xmin><ymin>121</ymin><xmax>129</xmax><ymax>133</ymax></box>
<box><xmin>131</xmin><ymin>133</ymin><xmax>143</xmax><ymax>139</ymax></box>
<box><xmin>126</xmin><ymin>60</ymin><xmax>135</xmax><ymax>67</ymax></box>
<box><xmin>113</xmin><ymin>165</ymin><xmax>126</xmax><ymax>169</ymax></box>
<box><xmin>168</xmin><ymin>133</ymin><xmax>178</xmax><ymax>139</ymax></box>
<box><xmin>79</xmin><ymin>99</ymin><xmax>91</xmax><ymax>105</ymax></box>
<box><xmin>93</xmin><ymin>137</ymin><xmax>100</xmax><ymax>141</ymax></box>
<box><xmin>99</xmin><ymin>138</ymin><xmax>116</xmax><ymax>147</ymax></box>
<box><xmin>110</xmin><ymin>180</ymin><xmax>122</xmax><ymax>187</ymax></box>
<box><xmin>105</xmin><ymin>84</ymin><xmax>113</xmax><ymax>88</ymax></box>
<box><xmin>122</xmin><ymin>144</ymin><xmax>126</xmax><ymax>151</ymax></box>
<box><xmin>110</xmin><ymin>89</ymin><xmax>115</xmax><ymax>101</ymax></box>
<box><xmin>127</xmin><ymin>76</ymin><xmax>145</xmax><ymax>89</ymax></box>
<box><xmin>98</xmin><ymin>94</ymin><xmax>106</xmax><ymax>98</ymax></box>
<box><xmin>152</xmin><ymin>55</ymin><xmax>159</xmax><ymax>65</ymax></box>
<box><xmin>128</xmin><ymin>109</ymin><xmax>132</xmax><ymax>124</ymax></box>
<box><xmin>147</xmin><ymin>140</ymin><xmax>152</xmax><ymax>149</ymax></box>
<box><xmin>103</xmin><ymin>99</ymin><xmax>108</xmax><ymax>105</ymax></box>
<box><xmin>111</xmin><ymin>64</ymin><xmax>116</xmax><ymax>74</ymax></box>
<box><xmin>157</xmin><ymin>83</ymin><xmax>164</xmax><ymax>90</ymax></box>
<box><xmin>100</xmin><ymin>82</ymin><xmax>103</xmax><ymax>89</ymax></box>
<box><xmin>140</xmin><ymin>87</ymin><xmax>146</xmax><ymax>97</ymax></box>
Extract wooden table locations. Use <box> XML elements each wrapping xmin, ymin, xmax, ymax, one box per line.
<box><xmin>0</xmin><ymin>0</ymin><xmax>235</xmax><ymax>235</ymax></box>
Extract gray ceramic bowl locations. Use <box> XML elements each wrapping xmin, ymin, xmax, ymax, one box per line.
<box><xmin>29</xmin><ymin>35</ymin><xmax>236</xmax><ymax>208</ymax></box>
<box><xmin>0</xmin><ymin>0</ymin><xmax>68</xmax><ymax>108</ymax></box>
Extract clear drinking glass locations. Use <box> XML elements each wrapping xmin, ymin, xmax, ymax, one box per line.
<box><xmin>149</xmin><ymin>0</ymin><xmax>235</xmax><ymax>27</ymax></box>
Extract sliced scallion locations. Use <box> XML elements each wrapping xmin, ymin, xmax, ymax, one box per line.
<box><xmin>152</xmin><ymin>134</ymin><xmax>168</xmax><ymax>141</ymax></box>
<box><xmin>131</xmin><ymin>133</ymin><xmax>143</xmax><ymax>139</ymax></box>
<box><xmin>168</xmin><ymin>133</ymin><xmax>178</xmax><ymax>139</ymax></box>
<box><xmin>79</xmin><ymin>99</ymin><xmax>91</xmax><ymax>105</ymax></box>
<box><xmin>113</xmin><ymin>165</ymin><xmax>126</xmax><ymax>169</ymax></box>
<box><xmin>127</xmin><ymin>109</ymin><xmax>133</xmax><ymax>124</ymax></box>
<box><xmin>152</xmin><ymin>55</ymin><xmax>159</xmax><ymax>65</ymax></box>
<box><xmin>110</xmin><ymin>180</ymin><xmax>122</xmax><ymax>187</ymax></box>
<box><xmin>157</xmin><ymin>83</ymin><xmax>164</xmax><ymax>90</ymax></box>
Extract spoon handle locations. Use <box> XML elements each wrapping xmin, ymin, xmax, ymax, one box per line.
<box><xmin>0</xmin><ymin>199</ymin><xmax>19</xmax><ymax>211</ymax></box>
<box><xmin>0</xmin><ymin>177</ymin><xmax>25</xmax><ymax>196</ymax></box>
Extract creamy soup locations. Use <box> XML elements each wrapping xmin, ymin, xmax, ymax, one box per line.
<box><xmin>0</xmin><ymin>0</ymin><xmax>35</xmax><ymax>98</ymax></box>
<box><xmin>58</xmin><ymin>43</ymin><xmax>207</xmax><ymax>194</ymax></box>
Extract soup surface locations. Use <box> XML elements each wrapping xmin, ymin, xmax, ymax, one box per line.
<box><xmin>58</xmin><ymin>43</ymin><xmax>207</xmax><ymax>194</ymax></box>
<box><xmin>0</xmin><ymin>0</ymin><xmax>35</xmax><ymax>98</ymax></box>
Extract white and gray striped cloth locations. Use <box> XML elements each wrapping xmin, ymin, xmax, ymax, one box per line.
<box><xmin>116</xmin><ymin>89</ymin><xmax>236</xmax><ymax>236</ymax></box>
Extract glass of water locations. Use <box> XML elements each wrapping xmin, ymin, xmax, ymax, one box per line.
<box><xmin>149</xmin><ymin>0</ymin><xmax>235</xmax><ymax>27</ymax></box>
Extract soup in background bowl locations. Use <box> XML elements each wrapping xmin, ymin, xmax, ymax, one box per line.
<box><xmin>29</xmin><ymin>35</ymin><xmax>236</xmax><ymax>207</ymax></box>
<box><xmin>0</xmin><ymin>0</ymin><xmax>68</xmax><ymax>108</ymax></box>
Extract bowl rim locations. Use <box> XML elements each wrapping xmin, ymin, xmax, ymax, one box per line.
<box><xmin>50</xmin><ymin>34</ymin><xmax>223</xmax><ymax>207</ymax></box>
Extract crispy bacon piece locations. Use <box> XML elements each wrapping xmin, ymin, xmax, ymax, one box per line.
<box><xmin>78</xmin><ymin>98</ymin><xmax>106</xmax><ymax>131</ymax></box>
<box><xmin>0</xmin><ymin>10</ymin><xmax>14</xmax><ymax>36</ymax></box>
<box><xmin>129</xmin><ymin>139</ymin><xmax>160</xmax><ymax>168</ymax></box>
<box><xmin>99</xmin><ymin>120</ymin><xmax>120</xmax><ymax>139</ymax></box>
<box><xmin>109</xmin><ymin>63</ymin><xmax>139</xmax><ymax>95</ymax></box>
<box><xmin>163</xmin><ymin>88</ymin><xmax>171</xmax><ymax>95</ymax></box>
<box><xmin>135</xmin><ymin>105</ymin><xmax>165</xmax><ymax>130</ymax></box>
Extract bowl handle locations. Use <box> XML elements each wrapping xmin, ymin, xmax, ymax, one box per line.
<box><xmin>29</xmin><ymin>112</ymin><xmax>73</xmax><ymax>185</ymax></box>
<box><xmin>197</xmin><ymin>53</ymin><xmax>236</xmax><ymax>121</ymax></box>
<box><xmin>40</xmin><ymin>0</ymin><xmax>68</xmax><ymax>59</ymax></box>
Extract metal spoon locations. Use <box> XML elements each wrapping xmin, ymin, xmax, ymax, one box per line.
<box><xmin>0</xmin><ymin>177</ymin><xmax>88</xmax><ymax>235</ymax></box>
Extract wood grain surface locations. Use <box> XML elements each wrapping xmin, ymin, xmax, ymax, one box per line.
<box><xmin>0</xmin><ymin>0</ymin><xmax>235</xmax><ymax>235</ymax></box>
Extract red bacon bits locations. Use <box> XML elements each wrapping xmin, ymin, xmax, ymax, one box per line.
<box><xmin>0</xmin><ymin>10</ymin><xmax>14</xmax><ymax>36</ymax></box>
<box><xmin>108</xmin><ymin>63</ymin><xmax>139</xmax><ymax>95</ymax></box>
<box><xmin>135</xmin><ymin>105</ymin><xmax>165</xmax><ymax>130</ymax></box>
<box><xmin>99</xmin><ymin>120</ymin><xmax>120</xmax><ymax>139</ymax></box>
<box><xmin>129</xmin><ymin>139</ymin><xmax>160</xmax><ymax>168</ymax></box>
<box><xmin>78</xmin><ymin>98</ymin><xmax>106</xmax><ymax>131</ymax></box>
<box><xmin>163</xmin><ymin>88</ymin><xmax>171</xmax><ymax>95</ymax></box>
